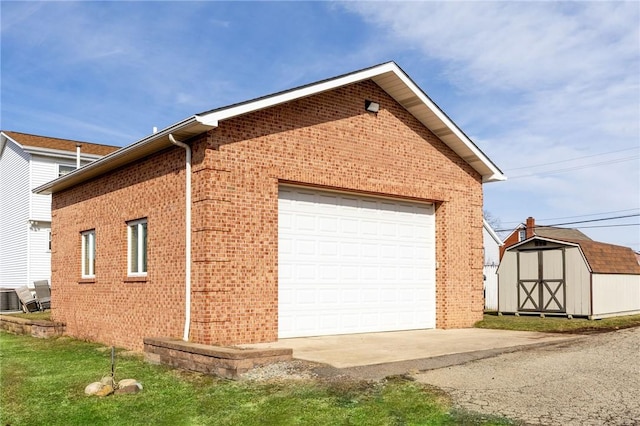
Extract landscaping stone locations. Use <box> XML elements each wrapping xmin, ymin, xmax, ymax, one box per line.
<box><xmin>84</xmin><ymin>382</ymin><xmax>104</xmax><ymax>395</ymax></box>
<box><xmin>95</xmin><ymin>384</ymin><xmax>114</xmax><ymax>397</ymax></box>
<box><xmin>114</xmin><ymin>384</ymin><xmax>142</xmax><ymax>395</ymax></box>
<box><xmin>100</xmin><ymin>376</ymin><xmax>115</xmax><ymax>387</ymax></box>
<box><xmin>117</xmin><ymin>378</ymin><xmax>139</xmax><ymax>388</ymax></box>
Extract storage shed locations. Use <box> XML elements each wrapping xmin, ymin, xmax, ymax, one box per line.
<box><xmin>498</xmin><ymin>236</ymin><xmax>640</xmax><ymax>319</ymax></box>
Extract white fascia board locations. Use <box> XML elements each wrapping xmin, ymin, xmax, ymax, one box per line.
<box><xmin>196</xmin><ymin>63</ymin><xmax>396</xmax><ymax>124</ymax></box>
<box><xmin>34</xmin><ymin>115</ymin><xmax>214</xmax><ymax>195</ymax></box>
<box><xmin>506</xmin><ymin>235</ymin><xmax>581</xmax><ymax>251</ymax></box>
<box><xmin>195</xmin><ymin>62</ymin><xmax>505</xmax><ymax>183</ymax></box>
<box><xmin>483</xmin><ymin>219</ymin><xmax>504</xmax><ymax>246</ymax></box>
<box><xmin>0</xmin><ymin>132</ymin><xmax>23</xmax><ymax>156</ymax></box>
<box><xmin>384</xmin><ymin>66</ymin><xmax>505</xmax><ymax>183</ymax></box>
<box><xmin>22</xmin><ymin>146</ymin><xmax>103</xmax><ymax>162</ymax></box>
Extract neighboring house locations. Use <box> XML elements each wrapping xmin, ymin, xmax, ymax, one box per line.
<box><xmin>483</xmin><ymin>219</ymin><xmax>503</xmax><ymax>311</ymax></box>
<box><xmin>498</xmin><ymin>235</ymin><xmax>640</xmax><ymax>319</ymax></box>
<box><xmin>35</xmin><ymin>62</ymin><xmax>505</xmax><ymax>351</ymax></box>
<box><xmin>500</xmin><ymin>216</ymin><xmax>592</xmax><ymax>259</ymax></box>
<box><xmin>0</xmin><ymin>131</ymin><xmax>119</xmax><ymax>289</ymax></box>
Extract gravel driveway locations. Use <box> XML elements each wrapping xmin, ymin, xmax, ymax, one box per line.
<box><xmin>413</xmin><ymin>327</ymin><xmax>640</xmax><ymax>425</ymax></box>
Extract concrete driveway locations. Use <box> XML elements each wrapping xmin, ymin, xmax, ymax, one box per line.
<box><xmin>413</xmin><ymin>327</ymin><xmax>640</xmax><ymax>425</ymax></box>
<box><xmin>243</xmin><ymin>328</ymin><xmax>581</xmax><ymax>379</ymax></box>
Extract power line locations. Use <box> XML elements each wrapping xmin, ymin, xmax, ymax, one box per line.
<box><xmin>543</xmin><ymin>213</ymin><xmax>639</xmax><ymax>227</ymax></box>
<box><xmin>574</xmin><ymin>223</ymin><xmax>639</xmax><ymax>229</ymax></box>
<box><xmin>508</xmin><ymin>155</ymin><xmax>639</xmax><ymax>180</ymax></box>
<box><xmin>505</xmin><ymin>147</ymin><xmax>638</xmax><ymax>171</ymax></box>
<box><xmin>498</xmin><ymin>208</ymin><xmax>640</xmax><ymax>225</ymax></box>
<box><xmin>495</xmin><ymin>213</ymin><xmax>640</xmax><ymax>232</ymax></box>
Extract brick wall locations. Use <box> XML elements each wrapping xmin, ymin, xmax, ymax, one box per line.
<box><xmin>52</xmin><ymin>79</ymin><xmax>484</xmax><ymax>351</ymax></box>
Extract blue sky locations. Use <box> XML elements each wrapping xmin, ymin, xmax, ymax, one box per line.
<box><xmin>2</xmin><ymin>1</ymin><xmax>639</xmax><ymax>250</ymax></box>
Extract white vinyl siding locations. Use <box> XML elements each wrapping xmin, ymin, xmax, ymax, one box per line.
<box><xmin>30</xmin><ymin>155</ymin><xmax>76</xmax><ymax>222</ymax></box>
<box><xmin>29</xmin><ymin>223</ymin><xmax>52</xmax><ymax>283</ymax></box>
<box><xmin>127</xmin><ymin>219</ymin><xmax>147</xmax><ymax>276</ymax></box>
<box><xmin>0</xmin><ymin>141</ymin><xmax>30</xmax><ymax>288</ymax></box>
<box><xmin>81</xmin><ymin>230</ymin><xmax>96</xmax><ymax>278</ymax></box>
<box><xmin>592</xmin><ymin>274</ymin><xmax>640</xmax><ymax>318</ymax></box>
<box><xmin>278</xmin><ymin>187</ymin><xmax>436</xmax><ymax>338</ymax></box>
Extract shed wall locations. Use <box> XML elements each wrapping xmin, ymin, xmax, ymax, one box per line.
<box><xmin>497</xmin><ymin>250</ymin><xmax>518</xmax><ymax>312</ymax></box>
<box><xmin>563</xmin><ymin>247</ymin><xmax>591</xmax><ymax>316</ymax></box>
<box><xmin>591</xmin><ymin>274</ymin><xmax>640</xmax><ymax>318</ymax></box>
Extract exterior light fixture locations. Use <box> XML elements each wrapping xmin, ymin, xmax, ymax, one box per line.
<box><xmin>365</xmin><ymin>100</ymin><xmax>380</xmax><ymax>113</ymax></box>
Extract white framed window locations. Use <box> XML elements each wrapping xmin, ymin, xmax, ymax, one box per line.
<box><xmin>58</xmin><ymin>164</ymin><xmax>76</xmax><ymax>177</ymax></box>
<box><xmin>518</xmin><ymin>229</ymin><xmax>526</xmax><ymax>241</ymax></box>
<box><xmin>81</xmin><ymin>230</ymin><xmax>96</xmax><ymax>278</ymax></box>
<box><xmin>127</xmin><ymin>219</ymin><xmax>147</xmax><ymax>276</ymax></box>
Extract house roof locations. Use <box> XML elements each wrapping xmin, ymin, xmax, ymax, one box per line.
<box><xmin>506</xmin><ymin>236</ymin><xmax>640</xmax><ymax>275</ymax></box>
<box><xmin>501</xmin><ymin>224</ymin><xmax>592</xmax><ymax>247</ymax></box>
<box><xmin>534</xmin><ymin>226</ymin><xmax>592</xmax><ymax>241</ymax></box>
<box><xmin>1</xmin><ymin>131</ymin><xmax>119</xmax><ymax>157</ymax></box>
<box><xmin>34</xmin><ymin>62</ymin><xmax>505</xmax><ymax>196</ymax></box>
<box><xmin>483</xmin><ymin>219</ymin><xmax>504</xmax><ymax>246</ymax></box>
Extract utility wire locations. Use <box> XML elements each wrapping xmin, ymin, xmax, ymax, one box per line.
<box><xmin>505</xmin><ymin>147</ymin><xmax>638</xmax><ymax>171</ymax></box>
<box><xmin>498</xmin><ymin>208</ymin><xmax>640</xmax><ymax>225</ymax></box>
<box><xmin>495</xmin><ymin>213</ymin><xmax>640</xmax><ymax>232</ymax></box>
<box><xmin>508</xmin><ymin>155</ymin><xmax>639</xmax><ymax>179</ymax></box>
<box><xmin>574</xmin><ymin>223</ymin><xmax>639</xmax><ymax>229</ymax></box>
<box><xmin>542</xmin><ymin>213</ymin><xmax>639</xmax><ymax>227</ymax></box>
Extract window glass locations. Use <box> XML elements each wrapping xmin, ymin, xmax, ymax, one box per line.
<box><xmin>58</xmin><ymin>165</ymin><xmax>75</xmax><ymax>177</ymax></box>
<box><xmin>127</xmin><ymin>219</ymin><xmax>147</xmax><ymax>275</ymax></box>
<box><xmin>81</xmin><ymin>230</ymin><xmax>95</xmax><ymax>277</ymax></box>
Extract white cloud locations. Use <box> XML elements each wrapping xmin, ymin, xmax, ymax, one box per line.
<box><xmin>345</xmin><ymin>1</ymin><xmax>640</xmax><ymax>249</ymax></box>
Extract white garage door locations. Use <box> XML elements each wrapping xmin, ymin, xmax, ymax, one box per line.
<box><xmin>278</xmin><ymin>186</ymin><xmax>435</xmax><ymax>338</ymax></box>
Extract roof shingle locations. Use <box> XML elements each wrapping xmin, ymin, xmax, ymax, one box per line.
<box><xmin>3</xmin><ymin>131</ymin><xmax>120</xmax><ymax>157</ymax></box>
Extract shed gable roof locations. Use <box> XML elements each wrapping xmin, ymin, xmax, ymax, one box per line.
<box><xmin>1</xmin><ymin>131</ymin><xmax>119</xmax><ymax>157</ymax></box>
<box><xmin>34</xmin><ymin>61</ymin><xmax>505</xmax><ymax>195</ymax></box>
<box><xmin>507</xmin><ymin>236</ymin><xmax>640</xmax><ymax>275</ymax></box>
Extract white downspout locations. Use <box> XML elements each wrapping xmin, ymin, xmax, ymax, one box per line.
<box><xmin>169</xmin><ymin>134</ymin><xmax>192</xmax><ymax>341</ymax></box>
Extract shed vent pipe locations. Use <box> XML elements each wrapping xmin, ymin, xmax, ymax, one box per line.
<box><xmin>169</xmin><ymin>134</ymin><xmax>192</xmax><ymax>341</ymax></box>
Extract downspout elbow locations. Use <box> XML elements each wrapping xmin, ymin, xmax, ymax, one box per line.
<box><xmin>169</xmin><ymin>134</ymin><xmax>192</xmax><ymax>342</ymax></box>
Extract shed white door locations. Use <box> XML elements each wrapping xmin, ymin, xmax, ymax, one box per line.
<box><xmin>278</xmin><ymin>186</ymin><xmax>435</xmax><ymax>338</ymax></box>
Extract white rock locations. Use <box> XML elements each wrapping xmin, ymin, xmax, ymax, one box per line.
<box><xmin>118</xmin><ymin>378</ymin><xmax>140</xmax><ymax>388</ymax></box>
<box><xmin>84</xmin><ymin>382</ymin><xmax>104</xmax><ymax>395</ymax></box>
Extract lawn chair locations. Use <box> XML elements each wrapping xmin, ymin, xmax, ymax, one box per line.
<box><xmin>33</xmin><ymin>280</ymin><xmax>51</xmax><ymax>310</ymax></box>
<box><xmin>15</xmin><ymin>286</ymin><xmax>40</xmax><ymax>313</ymax></box>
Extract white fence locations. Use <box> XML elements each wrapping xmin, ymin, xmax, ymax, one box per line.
<box><xmin>484</xmin><ymin>263</ymin><xmax>499</xmax><ymax>311</ymax></box>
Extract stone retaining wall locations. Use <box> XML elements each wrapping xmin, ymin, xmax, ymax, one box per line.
<box><xmin>144</xmin><ymin>337</ymin><xmax>292</xmax><ymax>379</ymax></box>
<box><xmin>0</xmin><ymin>315</ymin><xmax>66</xmax><ymax>338</ymax></box>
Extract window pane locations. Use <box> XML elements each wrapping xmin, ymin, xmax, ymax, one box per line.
<box><xmin>83</xmin><ymin>234</ymin><xmax>89</xmax><ymax>275</ymax></box>
<box><xmin>141</xmin><ymin>222</ymin><xmax>147</xmax><ymax>273</ymax></box>
<box><xmin>130</xmin><ymin>225</ymin><xmax>139</xmax><ymax>273</ymax></box>
<box><xmin>82</xmin><ymin>231</ymin><xmax>95</xmax><ymax>277</ymax></box>
<box><xmin>89</xmin><ymin>233</ymin><xmax>95</xmax><ymax>275</ymax></box>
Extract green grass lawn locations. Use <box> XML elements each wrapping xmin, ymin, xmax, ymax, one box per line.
<box><xmin>0</xmin><ymin>331</ymin><xmax>512</xmax><ymax>426</ymax></box>
<box><xmin>476</xmin><ymin>312</ymin><xmax>640</xmax><ymax>333</ymax></box>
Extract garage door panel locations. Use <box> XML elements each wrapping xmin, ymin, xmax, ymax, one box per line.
<box><xmin>279</xmin><ymin>186</ymin><xmax>435</xmax><ymax>338</ymax></box>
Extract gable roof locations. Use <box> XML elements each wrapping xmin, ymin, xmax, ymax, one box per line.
<box><xmin>506</xmin><ymin>236</ymin><xmax>640</xmax><ymax>275</ymax></box>
<box><xmin>1</xmin><ymin>131</ymin><xmax>119</xmax><ymax>158</ymax></box>
<box><xmin>502</xmin><ymin>223</ymin><xmax>591</xmax><ymax>246</ymax></box>
<box><xmin>34</xmin><ymin>61</ymin><xmax>505</xmax><ymax>196</ymax></box>
<box><xmin>534</xmin><ymin>226</ymin><xmax>592</xmax><ymax>241</ymax></box>
<box><xmin>483</xmin><ymin>219</ymin><xmax>504</xmax><ymax>246</ymax></box>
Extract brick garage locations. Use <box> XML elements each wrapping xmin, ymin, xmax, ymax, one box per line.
<box><xmin>37</xmin><ymin>63</ymin><xmax>504</xmax><ymax>351</ymax></box>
